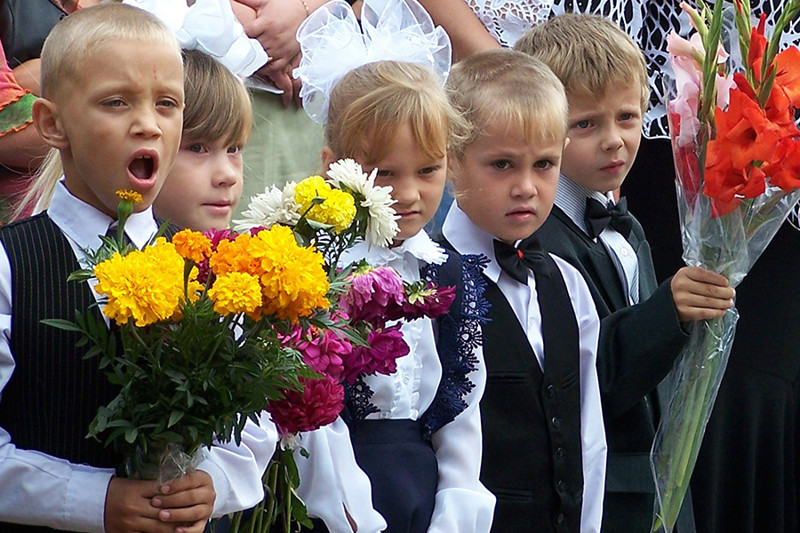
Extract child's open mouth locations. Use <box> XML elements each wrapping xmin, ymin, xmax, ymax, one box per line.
<box><xmin>127</xmin><ymin>150</ymin><xmax>159</xmax><ymax>190</ymax></box>
<box><xmin>129</xmin><ymin>155</ymin><xmax>154</xmax><ymax>180</ymax></box>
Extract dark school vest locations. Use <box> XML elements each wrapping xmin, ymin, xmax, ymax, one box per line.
<box><xmin>0</xmin><ymin>213</ymin><xmax>122</xmax><ymax>532</ymax></box>
<box><xmin>0</xmin><ymin>215</ymin><xmax>179</xmax><ymax>532</ymax></box>
<box><xmin>480</xmin><ymin>257</ymin><xmax>583</xmax><ymax>533</ymax></box>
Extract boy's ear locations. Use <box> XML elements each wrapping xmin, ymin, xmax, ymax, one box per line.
<box><xmin>32</xmin><ymin>98</ymin><xmax>69</xmax><ymax>150</ymax></box>
<box><xmin>320</xmin><ymin>146</ymin><xmax>336</xmax><ymax>171</ymax></box>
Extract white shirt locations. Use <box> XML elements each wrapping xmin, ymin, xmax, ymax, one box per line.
<box><xmin>555</xmin><ymin>176</ymin><xmax>640</xmax><ymax>305</ymax></box>
<box><xmin>0</xmin><ymin>181</ymin><xmax>277</xmax><ymax>531</ymax></box>
<box><xmin>295</xmin><ymin>230</ymin><xmax>495</xmax><ymax>533</ymax></box>
<box><xmin>443</xmin><ymin>203</ymin><xmax>607</xmax><ymax>533</ymax></box>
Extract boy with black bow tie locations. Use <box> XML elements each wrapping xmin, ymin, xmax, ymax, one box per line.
<box><xmin>442</xmin><ymin>49</ymin><xmax>608</xmax><ymax>533</ymax></box>
<box><xmin>514</xmin><ymin>14</ymin><xmax>735</xmax><ymax>533</ymax></box>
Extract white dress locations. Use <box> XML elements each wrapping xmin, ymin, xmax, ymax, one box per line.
<box><xmin>293</xmin><ymin>231</ymin><xmax>495</xmax><ymax>533</ymax></box>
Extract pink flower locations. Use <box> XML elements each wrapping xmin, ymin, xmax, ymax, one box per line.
<box><xmin>667</xmin><ymin>31</ymin><xmax>734</xmax><ymax>149</ymax></box>
<box><xmin>278</xmin><ymin>324</ymin><xmax>351</xmax><ymax>381</ymax></box>
<box><xmin>389</xmin><ymin>282</ymin><xmax>456</xmax><ymax>321</ymax></box>
<box><xmin>197</xmin><ymin>229</ymin><xmax>237</xmax><ymax>283</ymax></box>
<box><xmin>340</xmin><ymin>266</ymin><xmax>405</xmax><ymax>326</ymax></box>
<box><xmin>266</xmin><ymin>376</ymin><xmax>345</xmax><ymax>435</ymax></box>
<box><xmin>341</xmin><ymin>325</ymin><xmax>409</xmax><ymax>383</ymax></box>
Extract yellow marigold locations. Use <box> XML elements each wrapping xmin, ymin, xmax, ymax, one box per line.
<box><xmin>209</xmin><ymin>233</ymin><xmax>256</xmax><ymax>277</ymax></box>
<box><xmin>207</xmin><ymin>272</ymin><xmax>263</xmax><ymax>315</ymax></box>
<box><xmin>247</xmin><ymin>226</ymin><xmax>329</xmax><ymax>321</ymax></box>
<box><xmin>294</xmin><ymin>175</ymin><xmax>356</xmax><ymax>232</ymax></box>
<box><xmin>172</xmin><ymin>229</ymin><xmax>212</xmax><ymax>263</ymax></box>
<box><xmin>94</xmin><ymin>238</ymin><xmax>187</xmax><ymax>326</ymax></box>
<box><xmin>116</xmin><ymin>190</ymin><xmax>143</xmax><ymax>203</ymax></box>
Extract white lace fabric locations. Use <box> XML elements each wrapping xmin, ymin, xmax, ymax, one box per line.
<box><xmin>467</xmin><ymin>0</ymin><xmax>553</xmax><ymax>47</ymax></box>
<box><xmin>471</xmin><ymin>0</ymin><xmax>800</xmax><ymax>138</ymax></box>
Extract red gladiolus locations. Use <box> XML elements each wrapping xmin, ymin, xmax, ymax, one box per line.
<box><xmin>763</xmin><ymin>138</ymin><xmax>800</xmax><ymax>191</ymax></box>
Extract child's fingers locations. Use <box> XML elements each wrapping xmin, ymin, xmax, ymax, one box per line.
<box><xmin>157</xmin><ymin>503</ymin><xmax>214</xmax><ymax>525</ymax></box>
<box><xmin>680</xmin><ymin>266</ymin><xmax>731</xmax><ymax>287</ymax></box>
<box><xmin>152</xmin><ymin>487</ymin><xmax>215</xmax><ymax>514</ymax></box>
<box><xmin>174</xmin><ymin>519</ymin><xmax>211</xmax><ymax>533</ymax></box>
<box><xmin>157</xmin><ymin>471</ymin><xmax>214</xmax><ymax>497</ymax></box>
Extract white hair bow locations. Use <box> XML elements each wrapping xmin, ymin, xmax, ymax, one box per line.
<box><xmin>123</xmin><ymin>0</ymin><xmax>268</xmax><ymax>78</ymax></box>
<box><xmin>293</xmin><ymin>0</ymin><xmax>452</xmax><ymax>124</ymax></box>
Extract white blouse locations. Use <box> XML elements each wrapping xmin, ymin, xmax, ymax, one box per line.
<box><xmin>294</xmin><ymin>231</ymin><xmax>495</xmax><ymax>533</ymax></box>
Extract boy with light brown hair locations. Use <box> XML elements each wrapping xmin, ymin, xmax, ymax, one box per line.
<box><xmin>515</xmin><ymin>13</ymin><xmax>734</xmax><ymax>533</ymax></box>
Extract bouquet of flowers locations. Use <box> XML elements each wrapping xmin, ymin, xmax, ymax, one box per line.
<box><xmin>45</xmin><ymin>191</ymin><xmax>327</xmax><ymax>483</ymax></box>
<box><xmin>229</xmin><ymin>159</ymin><xmax>456</xmax><ymax>532</ymax></box>
<box><xmin>652</xmin><ymin>1</ymin><xmax>800</xmax><ymax>530</ymax></box>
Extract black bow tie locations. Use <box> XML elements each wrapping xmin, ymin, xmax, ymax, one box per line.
<box><xmin>584</xmin><ymin>197</ymin><xmax>633</xmax><ymax>239</ymax></box>
<box><xmin>493</xmin><ymin>235</ymin><xmax>552</xmax><ymax>284</ymax></box>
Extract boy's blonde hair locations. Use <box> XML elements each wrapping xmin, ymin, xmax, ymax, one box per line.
<box><xmin>182</xmin><ymin>49</ymin><xmax>252</xmax><ymax>148</ymax></box>
<box><xmin>446</xmin><ymin>49</ymin><xmax>568</xmax><ymax>158</ymax></box>
<box><xmin>514</xmin><ymin>13</ymin><xmax>650</xmax><ymax>112</ymax></box>
<box><xmin>40</xmin><ymin>2</ymin><xmax>180</xmax><ymax>99</ymax></box>
<box><xmin>326</xmin><ymin>61</ymin><xmax>466</xmax><ymax>164</ymax></box>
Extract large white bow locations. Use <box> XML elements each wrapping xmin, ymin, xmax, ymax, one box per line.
<box><xmin>293</xmin><ymin>0</ymin><xmax>452</xmax><ymax>124</ymax></box>
<box><xmin>123</xmin><ymin>0</ymin><xmax>268</xmax><ymax>78</ymax></box>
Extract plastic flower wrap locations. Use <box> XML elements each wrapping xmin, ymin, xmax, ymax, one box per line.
<box><xmin>651</xmin><ymin>1</ymin><xmax>800</xmax><ymax>530</ymax></box>
<box><xmin>44</xmin><ymin>191</ymin><xmax>324</xmax><ymax>483</ymax></box>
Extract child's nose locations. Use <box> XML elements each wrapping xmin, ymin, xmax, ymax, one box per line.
<box><xmin>213</xmin><ymin>155</ymin><xmax>240</xmax><ymax>187</ymax></box>
<box><xmin>391</xmin><ymin>177</ymin><xmax>420</xmax><ymax>204</ymax></box>
<box><xmin>131</xmin><ymin>107</ymin><xmax>162</xmax><ymax>138</ymax></box>
<box><xmin>601</xmin><ymin>125</ymin><xmax>624</xmax><ymax>151</ymax></box>
<box><xmin>512</xmin><ymin>170</ymin><xmax>537</xmax><ymax>198</ymax></box>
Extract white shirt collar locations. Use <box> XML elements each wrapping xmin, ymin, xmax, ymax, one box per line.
<box><xmin>48</xmin><ymin>179</ymin><xmax>160</xmax><ymax>253</ymax></box>
<box><xmin>442</xmin><ymin>202</ymin><xmax>503</xmax><ymax>283</ymax></box>
<box><xmin>554</xmin><ymin>176</ymin><xmax>614</xmax><ymax>236</ymax></box>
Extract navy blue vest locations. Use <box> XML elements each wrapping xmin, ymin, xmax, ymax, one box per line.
<box><xmin>480</xmin><ymin>255</ymin><xmax>584</xmax><ymax>533</ymax></box>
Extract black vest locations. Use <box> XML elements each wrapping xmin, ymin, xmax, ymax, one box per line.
<box><xmin>0</xmin><ymin>214</ymin><xmax>122</xmax><ymax>533</ymax></box>
<box><xmin>480</xmin><ymin>258</ymin><xmax>584</xmax><ymax>533</ymax></box>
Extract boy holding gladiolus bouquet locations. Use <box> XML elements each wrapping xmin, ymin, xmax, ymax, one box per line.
<box><xmin>656</xmin><ymin>0</ymin><xmax>800</xmax><ymax>532</ymax></box>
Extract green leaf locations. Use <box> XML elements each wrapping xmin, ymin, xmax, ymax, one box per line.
<box><xmin>168</xmin><ymin>411</ymin><xmax>184</xmax><ymax>428</ymax></box>
<box><xmin>40</xmin><ymin>318</ymin><xmax>85</xmax><ymax>333</ymax></box>
<box><xmin>124</xmin><ymin>427</ymin><xmax>138</xmax><ymax>444</ymax></box>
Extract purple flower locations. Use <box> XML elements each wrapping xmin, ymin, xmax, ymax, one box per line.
<box><xmin>341</xmin><ymin>325</ymin><xmax>409</xmax><ymax>383</ymax></box>
<box><xmin>340</xmin><ymin>266</ymin><xmax>405</xmax><ymax>326</ymax></box>
<box><xmin>389</xmin><ymin>282</ymin><xmax>457</xmax><ymax>321</ymax></box>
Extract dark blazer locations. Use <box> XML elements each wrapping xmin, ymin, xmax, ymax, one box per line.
<box><xmin>537</xmin><ymin>205</ymin><xmax>694</xmax><ymax>533</ymax></box>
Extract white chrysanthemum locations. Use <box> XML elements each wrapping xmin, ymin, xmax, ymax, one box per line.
<box><xmin>232</xmin><ymin>182</ymin><xmax>302</xmax><ymax>232</ymax></box>
<box><xmin>326</xmin><ymin>159</ymin><xmax>399</xmax><ymax>247</ymax></box>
